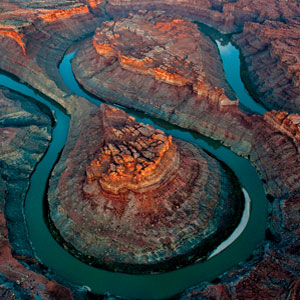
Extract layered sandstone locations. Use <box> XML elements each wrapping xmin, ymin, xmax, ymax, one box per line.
<box><xmin>48</xmin><ymin>104</ymin><xmax>243</xmax><ymax>273</ymax></box>
<box><xmin>233</xmin><ymin>19</ymin><xmax>300</xmax><ymax>112</ymax></box>
<box><xmin>0</xmin><ymin>87</ymin><xmax>73</xmax><ymax>299</ymax></box>
<box><xmin>73</xmin><ymin>11</ymin><xmax>238</xmax><ymax>118</ymax></box>
<box><xmin>106</xmin><ymin>0</ymin><xmax>300</xmax><ymax>33</ymax></box>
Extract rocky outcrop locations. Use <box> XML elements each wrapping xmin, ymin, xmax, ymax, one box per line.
<box><xmin>106</xmin><ymin>0</ymin><xmax>236</xmax><ymax>33</ymax></box>
<box><xmin>73</xmin><ymin>11</ymin><xmax>238</xmax><ymax>118</ymax></box>
<box><xmin>48</xmin><ymin>104</ymin><xmax>244</xmax><ymax>273</ymax></box>
<box><xmin>71</xmin><ymin>9</ymin><xmax>300</xmax><ymax>293</ymax></box>
<box><xmin>264</xmin><ymin>111</ymin><xmax>300</xmax><ymax>147</ymax></box>
<box><xmin>85</xmin><ymin>108</ymin><xmax>175</xmax><ymax>194</ymax></box>
<box><xmin>0</xmin><ymin>87</ymin><xmax>73</xmax><ymax>299</ymax></box>
<box><xmin>233</xmin><ymin>19</ymin><xmax>300</xmax><ymax>112</ymax></box>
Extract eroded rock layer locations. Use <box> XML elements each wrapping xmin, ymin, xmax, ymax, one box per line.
<box><xmin>48</xmin><ymin>104</ymin><xmax>243</xmax><ymax>273</ymax></box>
<box><xmin>233</xmin><ymin>19</ymin><xmax>300</xmax><ymax>112</ymax></box>
<box><xmin>73</xmin><ymin>10</ymin><xmax>238</xmax><ymax>118</ymax></box>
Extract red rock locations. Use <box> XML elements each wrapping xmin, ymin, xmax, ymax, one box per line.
<box><xmin>85</xmin><ymin>106</ymin><xmax>175</xmax><ymax>194</ymax></box>
<box><xmin>0</xmin><ymin>0</ymin><xmax>299</xmax><ymax>298</ymax></box>
<box><xmin>0</xmin><ymin>1</ymin><xmax>103</xmax><ymax>114</ymax></box>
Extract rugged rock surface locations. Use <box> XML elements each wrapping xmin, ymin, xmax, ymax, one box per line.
<box><xmin>233</xmin><ymin>19</ymin><xmax>300</xmax><ymax>112</ymax></box>
<box><xmin>73</xmin><ymin>11</ymin><xmax>238</xmax><ymax>118</ymax></box>
<box><xmin>106</xmin><ymin>0</ymin><xmax>300</xmax><ymax>33</ymax></box>
<box><xmin>71</xmin><ymin>8</ymin><xmax>300</xmax><ymax>296</ymax></box>
<box><xmin>0</xmin><ymin>87</ymin><xmax>73</xmax><ymax>299</ymax></box>
<box><xmin>48</xmin><ymin>104</ymin><xmax>243</xmax><ymax>273</ymax></box>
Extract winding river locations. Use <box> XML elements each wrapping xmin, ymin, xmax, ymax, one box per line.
<box><xmin>0</xmin><ymin>29</ymin><xmax>268</xmax><ymax>299</ymax></box>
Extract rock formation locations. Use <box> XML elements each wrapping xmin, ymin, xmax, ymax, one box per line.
<box><xmin>233</xmin><ymin>19</ymin><xmax>300</xmax><ymax>112</ymax></box>
<box><xmin>0</xmin><ymin>0</ymin><xmax>105</xmax><ymax>114</ymax></box>
<box><xmin>48</xmin><ymin>104</ymin><xmax>243</xmax><ymax>273</ymax></box>
<box><xmin>73</xmin><ymin>10</ymin><xmax>238</xmax><ymax>120</ymax></box>
<box><xmin>105</xmin><ymin>0</ymin><xmax>300</xmax><ymax>34</ymax></box>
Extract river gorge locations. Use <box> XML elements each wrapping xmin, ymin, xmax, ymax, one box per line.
<box><xmin>0</xmin><ymin>1</ymin><xmax>299</xmax><ymax>300</ymax></box>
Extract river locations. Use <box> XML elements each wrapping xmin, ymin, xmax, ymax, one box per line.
<box><xmin>0</xmin><ymin>27</ymin><xmax>268</xmax><ymax>299</ymax></box>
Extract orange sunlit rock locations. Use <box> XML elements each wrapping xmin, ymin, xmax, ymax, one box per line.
<box><xmin>93</xmin><ymin>40</ymin><xmax>115</xmax><ymax>56</ymax></box>
<box><xmin>153</xmin><ymin>68</ymin><xmax>189</xmax><ymax>86</ymax></box>
<box><xmin>40</xmin><ymin>6</ymin><xmax>89</xmax><ymax>23</ymax></box>
<box><xmin>88</xmin><ymin>0</ymin><xmax>103</xmax><ymax>9</ymax></box>
<box><xmin>154</xmin><ymin>19</ymin><xmax>185</xmax><ymax>31</ymax></box>
<box><xmin>264</xmin><ymin>110</ymin><xmax>300</xmax><ymax>147</ymax></box>
<box><xmin>0</xmin><ymin>29</ymin><xmax>26</xmax><ymax>54</ymax></box>
<box><xmin>84</xmin><ymin>105</ymin><xmax>178</xmax><ymax>194</ymax></box>
<box><xmin>50</xmin><ymin>104</ymin><xmax>243</xmax><ymax>273</ymax></box>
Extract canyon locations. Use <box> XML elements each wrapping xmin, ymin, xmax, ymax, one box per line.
<box><xmin>0</xmin><ymin>0</ymin><xmax>299</xmax><ymax>299</ymax></box>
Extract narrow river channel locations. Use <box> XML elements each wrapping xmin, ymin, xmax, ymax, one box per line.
<box><xmin>0</xmin><ymin>28</ymin><xmax>268</xmax><ymax>299</ymax></box>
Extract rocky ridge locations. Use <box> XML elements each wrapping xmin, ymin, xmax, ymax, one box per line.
<box><xmin>71</xmin><ymin>8</ymin><xmax>300</xmax><ymax>297</ymax></box>
<box><xmin>106</xmin><ymin>0</ymin><xmax>300</xmax><ymax>33</ymax></box>
<box><xmin>0</xmin><ymin>0</ymin><xmax>105</xmax><ymax>114</ymax></box>
<box><xmin>85</xmin><ymin>108</ymin><xmax>175</xmax><ymax>194</ymax></box>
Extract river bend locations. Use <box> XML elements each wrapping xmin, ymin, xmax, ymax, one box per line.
<box><xmin>0</xmin><ymin>29</ymin><xmax>268</xmax><ymax>299</ymax></box>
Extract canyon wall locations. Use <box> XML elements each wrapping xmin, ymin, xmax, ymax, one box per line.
<box><xmin>0</xmin><ymin>87</ymin><xmax>73</xmax><ymax>299</ymax></box>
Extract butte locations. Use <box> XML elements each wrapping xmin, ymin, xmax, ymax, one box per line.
<box><xmin>47</xmin><ymin>104</ymin><xmax>244</xmax><ymax>273</ymax></box>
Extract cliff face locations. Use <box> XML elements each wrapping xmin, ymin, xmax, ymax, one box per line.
<box><xmin>73</xmin><ymin>10</ymin><xmax>238</xmax><ymax>118</ymax></box>
<box><xmin>0</xmin><ymin>87</ymin><xmax>73</xmax><ymax>299</ymax></box>
<box><xmin>48</xmin><ymin>104</ymin><xmax>243</xmax><ymax>273</ymax></box>
<box><xmin>233</xmin><ymin>20</ymin><xmax>300</xmax><ymax>112</ymax></box>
